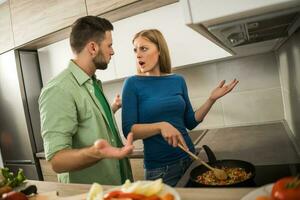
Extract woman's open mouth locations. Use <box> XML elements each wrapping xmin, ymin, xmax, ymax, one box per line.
<box><xmin>139</xmin><ymin>61</ymin><xmax>145</xmax><ymax>67</ymax></box>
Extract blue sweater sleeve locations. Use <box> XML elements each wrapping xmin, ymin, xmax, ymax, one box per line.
<box><xmin>122</xmin><ymin>77</ymin><xmax>138</xmax><ymax>138</ymax></box>
<box><xmin>180</xmin><ymin>76</ymin><xmax>200</xmax><ymax>130</ymax></box>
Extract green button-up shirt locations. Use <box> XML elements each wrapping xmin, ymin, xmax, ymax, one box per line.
<box><xmin>39</xmin><ymin>60</ymin><xmax>132</xmax><ymax>185</ymax></box>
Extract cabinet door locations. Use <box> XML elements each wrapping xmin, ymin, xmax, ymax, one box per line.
<box><xmin>10</xmin><ymin>0</ymin><xmax>87</xmax><ymax>47</ymax></box>
<box><xmin>130</xmin><ymin>159</ymin><xmax>144</xmax><ymax>181</ymax></box>
<box><xmin>86</xmin><ymin>0</ymin><xmax>139</xmax><ymax>16</ymax></box>
<box><xmin>112</xmin><ymin>3</ymin><xmax>230</xmax><ymax>79</ymax></box>
<box><xmin>0</xmin><ymin>1</ymin><xmax>14</xmax><ymax>53</ymax></box>
<box><xmin>39</xmin><ymin>159</ymin><xmax>58</xmax><ymax>182</ymax></box>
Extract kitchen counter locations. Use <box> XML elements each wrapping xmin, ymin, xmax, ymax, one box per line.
<box><xmin>26</xmin><ymin>180</ymin><xmax>254</xmax><ymax>200</ymax></box>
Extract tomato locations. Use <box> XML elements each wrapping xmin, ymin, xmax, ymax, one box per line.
<box><xmin>161</xmin><ymin>193</ymin><xmax>175</xmax><ymax>200</ymax></box>
<box><xmin>117</xmin><ymin>192</ymin><xmax>146</xmax><ymax>200</ymax></box>
<box><xmin>104</xmin><ymin>190</ymin><xmax>123</xmax><ymax>199</ymax></box>
<box><xmin>0</xmin><ymin>186</ymin><xmax>13</xmax><ymax>196</ymax></box>
<box><xmin>255</xmin><ymin>196</ymin><xmax>272</xmax><ymax>200</ymax></box>
<box><xmin>2</xmin><ymin>191</ymin><xmax>28</xmax><ymax>200</ymax></box>
<box><xmin>271</xmin><ymin>176</ymin><xmax>300</xmax><ymax>200</ymax></box>
<box><xmin>104</xmin><ymin>190</ymin><xmax>146</xmax><ymax>200</ymax></box>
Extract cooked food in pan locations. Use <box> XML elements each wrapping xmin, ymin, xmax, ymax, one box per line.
<box><xmin>196</xmin><ymin>167</ymin><xmax>252</xmax><ymax>185</ymax></box>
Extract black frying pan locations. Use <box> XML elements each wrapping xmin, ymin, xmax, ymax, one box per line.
<box><xmin>189</xmin><ymin>145</ymin><xmax>255</xmax><ymax>187</ymax></box>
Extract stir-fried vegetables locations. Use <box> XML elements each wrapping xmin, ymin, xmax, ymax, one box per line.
<box><xmin>196</xmin><ymin>167</ymin><xmax>252</xmax><ymax>185</ymax></box>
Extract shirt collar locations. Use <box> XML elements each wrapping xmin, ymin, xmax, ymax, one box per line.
<box><xmin>68</xmin><ymin>60</ymin><xmax>92</xmax><ymax>86</ymax></box>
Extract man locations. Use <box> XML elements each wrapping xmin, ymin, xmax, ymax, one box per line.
<box><xmin>39</xmin><ymin>16</ymin><xmax>133</xmax><ymax>185</ymax></box>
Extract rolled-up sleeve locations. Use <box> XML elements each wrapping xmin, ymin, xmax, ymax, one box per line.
<box><xmin>39</xmin><ymin>86</ymin><xmax>78</xmax><ymax>161</ymax></box>
<box><xmin>122</xmin><ymin>78</ymin><xmax>138</xmax><ymax>138</ymax></box>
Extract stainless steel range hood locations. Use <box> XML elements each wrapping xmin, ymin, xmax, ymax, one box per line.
<box><xmin>181</xmin><ymin>0</ymin><xmax>300</xmax><ymax>56</ymax></box>
<box><xmin>208</xmin><ymin>7</ymin><xmax>300</xmax><ymax>49</ymax></box>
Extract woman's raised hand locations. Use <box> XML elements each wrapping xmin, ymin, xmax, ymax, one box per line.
<box><xmin>209</xmin><ymin>79</ymin><xmax>239</xmax><ymax>101</ymax></box>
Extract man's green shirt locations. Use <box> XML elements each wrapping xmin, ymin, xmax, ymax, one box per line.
<box><xmin>39</xmin><ymin>60</ymin><xmax>132</xmax><ymax>185</ymax></box>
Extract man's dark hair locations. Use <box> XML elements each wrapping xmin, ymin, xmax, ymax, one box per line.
<box><xmin>70</xmin><ymin>16</ymin><xmax>113</xmax><ymax>54</ymax></box>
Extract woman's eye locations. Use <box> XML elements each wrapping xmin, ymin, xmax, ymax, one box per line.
<box><xmin>133</xmin><ymin>48</ymin><xmax>137</xmax><ymax>53</ymax></box>
<box><xmin>141</xmin><ymin>47</ymin><xmax>148</xmax><ymax>51</ymax></box>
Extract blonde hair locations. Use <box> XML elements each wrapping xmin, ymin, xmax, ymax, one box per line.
<box><xmin>133</xmin><ymin>29</ymin><xmax>171</xmax><ymax>74</ymax></box>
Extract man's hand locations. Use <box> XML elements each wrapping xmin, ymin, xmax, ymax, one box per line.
<box><xmin>93</xmin><ymin>132</ymin><xmax>134</xmax><ymax>159</ymax></box>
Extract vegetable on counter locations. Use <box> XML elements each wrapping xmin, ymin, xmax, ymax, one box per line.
<box><xmin>2</xmin><ymin>191</ymin><xmax>28</xmax><ymax>200</ymax></box>
<box><xmin>87</xmin><ymin>179</ymin><xmax>175</xmax><ymax>200</ymax></box>
<box><xmin>271</xmin><ymin>176</ymin><xmax>300</xmax><ymax>200</ymax></box>
<box><xmin>0</xmin><ymin>185</ymin><xmax>13</xmax><ymax>196</ymax></box>
<box><xmin>0</xmin><ymin>168</ymin><xmax>26</xmax><ymax>188</ymax></box>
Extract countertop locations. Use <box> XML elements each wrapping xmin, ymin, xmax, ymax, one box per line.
<box><xmin>26</xmin><ymin>180</ymin><xmax>254</xmax><ymax>200</ymax></box>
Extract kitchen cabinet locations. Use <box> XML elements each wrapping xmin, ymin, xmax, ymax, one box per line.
<box><xmin>112</xmin><ymin>2</ymin><xmax>230</xmax><ymax>78</ymax></box>
<box><xmin>130</xmin><ymin>158</ymin><xmax>144</xmax><ymax>181</ymax></box>
<box><xmin>10</xmin><ymin>0</ymin><xmax>87</xmax><ymax>47</ymax></box>
<box><xmin>181</xmin><ymin>0</ymin><xmax>300</xmax><ymax>25</ymax></box>
<box><xmin>86</xmin><ymin>0</ymin><xmax>139</xmax><ymax>16</ymax></box>
<box><xmin>39</xmin><ymin>159</ymin><xmax>58</xmax><ymax>182</ymax></box>
<box><xmin>0</xmin><ymin>1</ymin><xmax>14</xmax><ymax>54</ymax></box>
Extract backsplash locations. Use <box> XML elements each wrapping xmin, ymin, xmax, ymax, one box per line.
<box><xmin>103</xmin><ymin>52</ymin><xmax>284</xmax><ymax>134</ymax></box>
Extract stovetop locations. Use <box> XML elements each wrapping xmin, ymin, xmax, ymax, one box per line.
<box><xmin>184</xmin><ymin>163</ymin><xmax>300</xmax><ymax>188</ymax></box>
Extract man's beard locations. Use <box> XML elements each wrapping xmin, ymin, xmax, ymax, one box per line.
<box><xmin>93</xmin><ymin>50</ymin><xmax>108</xmax><ymax>70</ymax></box>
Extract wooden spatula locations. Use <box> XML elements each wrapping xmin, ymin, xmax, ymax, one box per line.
<box><xmin>178</xmin><ymin>144</ymin><xmax>228</xmax><ymax>180</ymax></box>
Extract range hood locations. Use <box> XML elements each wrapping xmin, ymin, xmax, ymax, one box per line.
<box><xmin>181</xmin><ymin>0</ymin><xmax>300</xmax><ymax>56</ymax></box>
<box><xmin>208</xmin><ymin>7</ymin><xmax>300</xmax><ymax>49</ymax></box>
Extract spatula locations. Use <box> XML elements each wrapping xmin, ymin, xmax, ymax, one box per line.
<box><xmin>178</xmin><ymin>144</ymin><xmax>228</xmax><ymax>180</ymax></box>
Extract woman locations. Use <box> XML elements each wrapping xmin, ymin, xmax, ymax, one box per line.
<box><xmin>122</xmin><ymin>29</ymin><xmax>238</xmax><ymax>186</ymax></box>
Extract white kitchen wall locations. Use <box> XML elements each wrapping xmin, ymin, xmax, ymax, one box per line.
<box><xmin>276</xmin><ymin>30</ymin><xmax>300</xmax><ymax>151</ymax></box>
<box><xmin>177</xmin><ymin>52</ymin><xmax>284</xmax><ymax>129</ymax></box>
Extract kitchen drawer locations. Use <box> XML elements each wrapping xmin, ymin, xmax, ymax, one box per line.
<box><xmin>130</xmin><ymin>158</ymin><xmax>144</xmax><ymax>181</ymax></box>
<box><xmin>39</xmin><ymin>159</ymin><xmax>58</xmax><ymax>182</ymax></box>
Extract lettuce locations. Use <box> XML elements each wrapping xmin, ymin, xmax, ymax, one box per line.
<box><xmin>0</xmin><ymin>168</ymin><xmax>26</xmax><ymax>187</ymax></box>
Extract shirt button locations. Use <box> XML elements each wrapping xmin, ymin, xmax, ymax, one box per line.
<box><xmin>111</xmin><ymin>139</ymin><xmax>114</xmax><ymax>142</ymax></box>
<box><xmin>90</xmin><ymin>89</ymin><xmax>93</xmax><ymax>93</ymax></box>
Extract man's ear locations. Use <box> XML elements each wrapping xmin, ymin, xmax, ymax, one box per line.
<box><xmin>87</xmin><ymin>41</ymin><xmax>98</xmax><ymax>57</ymax></box>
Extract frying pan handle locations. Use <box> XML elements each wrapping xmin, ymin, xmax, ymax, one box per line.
<box><xmin>202</xmin><ymin>145</ymin><xmax>217</xmax><ymax>163</ymax></box>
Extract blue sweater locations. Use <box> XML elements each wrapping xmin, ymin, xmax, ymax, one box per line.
<box><xmin>122</xmin><ymin>74</ymin><xmax>199</xmax><ymax>169</ymax></box>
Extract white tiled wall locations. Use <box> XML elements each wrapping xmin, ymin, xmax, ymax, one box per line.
<box><xmin>103</xmin><ymin>52</ymin><xmax>284</xmax><ymax>140</ymax></box>
<box><xmin>176</xmin><ymin>52</ymin><xmax>284</xmax><ymax>129</ymax></box>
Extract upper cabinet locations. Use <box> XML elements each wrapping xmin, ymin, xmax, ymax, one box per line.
<box><xmin>112</xmin><ymin>2</ymin><xmax>231</xmax><ymax>79</ymax></box>
<box><xmin>181</xmin><ymin>0</ymin><xmax>300</xmax><ymax>56</ymax></box>
<box><xmin>86</xmin><ymin>0</ymin><xmax>139</xmax><ymax>16</ymax></box>
<box><xmin>0</xmin><ymin>1</ymin><xmax>14</xmax><ymax>54</ymax></box>
<box><xmin>10</xmin><ymin>0</ymin><xmax>87</xmax><ymax>47</ymax></box>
